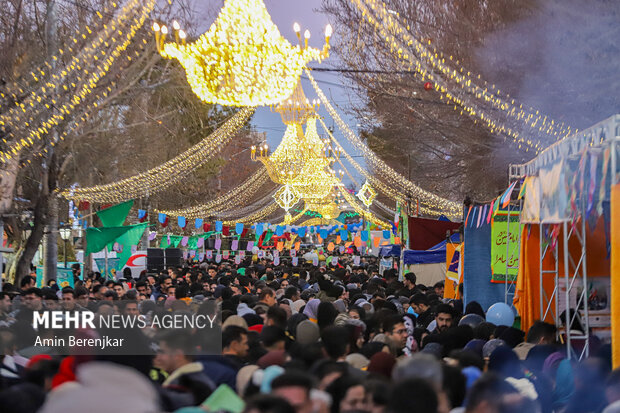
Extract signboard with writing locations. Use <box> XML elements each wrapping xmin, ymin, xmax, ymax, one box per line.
<box><xmin>491</xmin><ymin>212</ymin><xmax>521</xmax><ymax>283</ymax></box>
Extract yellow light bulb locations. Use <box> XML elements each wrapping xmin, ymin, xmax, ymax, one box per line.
<box><xmin>161</xmin><ymin>25</ymin><xmax>168</xmax><ymax>34</ymax></box>
<box><xmin>325</xmin><ymin>24</ymin><xmax>333</xmax><ymax>38</ymax></box>
<box><xmin>152</xmin><ymin>22</ymin><xmax>160</xmax><ymax>32</ymax></box>
<box><xmin>172</xmin><ymin>20</ymin><xmax>180</xmax><ymax>31</ymax></box>
<box><xmin>293</xmin><ymin>22</ymin><xmax>301</xmax><ymax>33</ymax></box>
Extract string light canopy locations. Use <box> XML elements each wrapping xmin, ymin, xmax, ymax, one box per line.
<box><xmin>153</xmin><ymin>0</ymin><xmax>332</xmax><ymax>107</ymax></box>
<box><xmin>349</xmin><ymin>0</ymin><xmax>576</xmax><ymax>152</ymax></box>
<box><xmin>61</xmin><ymin>107</ymin><xmax>254</xmax><ymax>203</ymax></box>
<box><xmin>0</xmin><ymin>0</ymin><xmax>156</xmax><ymax>162</ymax></box>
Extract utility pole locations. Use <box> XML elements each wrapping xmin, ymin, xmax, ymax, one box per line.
<box><xmin>42</xmin><ymin>0</ymin><xmax>59</xmax><ymax>283</ymax></box>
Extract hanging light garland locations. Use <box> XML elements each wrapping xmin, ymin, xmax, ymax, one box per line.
<box><xmin>348</xmin><ymin>0</ymin><xmax>575</xmax><ymax>152</ymax></box>
<box><xmin>0</xmin><ymin>0</ymin><xmax>156</xmax><ymax>162</ymax></box>
<box><xmin>222</xmin><ymin>201</ymin><xmax>281</xmax><ymax>225</ymax></box>
<box><xmin>308</xmin><ymin>70</ymin><xmax>461</xmax><ymax>215</ymax></box>
<box><xmin>154</xmin><ymin>0</ymin><xmax>331</xmax><ymax>107</ymax></box>
<box><xmin>0</xmin><ymin>0</ymin><xmax>124</xmax><ymax>115</ymax></box>
<box><xmin>157</xmin><ymin>167</ymin><xmax>273</xmax><ymax>218</ymax></box>
<box><xmin>60</xmin><ymin>107</ymin><xmax>255</xmax><ymax>203</ymax></box>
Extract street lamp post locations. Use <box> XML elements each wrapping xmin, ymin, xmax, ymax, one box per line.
<box><xmin>59</xmin><ymin>228</ymin><xmax>71</xmax><ymax>269</ymax></box>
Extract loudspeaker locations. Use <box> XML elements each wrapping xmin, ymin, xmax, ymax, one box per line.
<box><xmin>165</xmin><ymin>248</ymin><xmax>183</xmax><ymax>268</ymax></box>
<box><xmin>146</xmin><ymin>248</ymin><xmax>165</xmax><ymax>271</ymax></box>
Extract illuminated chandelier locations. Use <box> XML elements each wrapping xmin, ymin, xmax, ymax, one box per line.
<box><xmin>153</xmin><ymin>0</ymin><xmax>332</xmax><ymax>107</ymax></box>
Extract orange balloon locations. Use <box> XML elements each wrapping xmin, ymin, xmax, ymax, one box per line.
<box><xmin>354</xmin><ymin>236</ymin><xmax>362</xmax><ymax>248</ymax></box>
<box><xmin>327</xmin><ymin>242</ymin><xmax>335</xmax><ymax>252</ymax></box>
<box><xmin>373</xmin><ymin>237</ymin><xmax>380</xmax><ymax>248</ymax></box>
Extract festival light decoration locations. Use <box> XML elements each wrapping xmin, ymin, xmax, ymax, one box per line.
<box><xmin>154</xmin><ymin>0</ymin><xmax>332</xmax><ymax>107</ymax></box>
<box><xmin>0</xmin><ymin>0</ymin><xmax>156</xmax><ymax>162</ymax></box>
<box><xmin>222</xmin><ymin>202</ymin><xmax>280</xmax><ymax>225</ymax></box>
<box><xmin>308</xmin><ymin>70</ymin><xmax>462</xmax><ymax>217</ymax></box>
<box><xmin>60</xmin><ymin>108</ymin><xmax>254</xmax><ymax>203</ymax></box>
<box><xmin>158</xmin><ymin>167</ymin><xmax>274</xmax><ymax>219</ymax></box>
<box><xmin>348</xmin><ymin>0</ymin><xmax>576</xmax><ymax>152</ymax></box>
<box><xmin>356</xmin><ymin>180</ymin><xmax>377</xmax><ymax>207</ymax></box>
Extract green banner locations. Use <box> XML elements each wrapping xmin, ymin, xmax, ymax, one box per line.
<box><xmin>86</xmin><ymin>226</ymin><xmax>132</xmax><ymax>254</ymax></box>
<box><xmin>491</xmin><ymin>212</ymin><xmax>521</xmax><ymax>283</ymax></box>
<box><xmin>96</xmin><ymin>200</ymin><xmax>133</xmax><ymax>227</ymax></box>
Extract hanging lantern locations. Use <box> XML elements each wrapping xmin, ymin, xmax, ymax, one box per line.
<box><xmin>424</xmin><ymin>82</ymin><xmax>433</xmax><ymax>91</ymax></box>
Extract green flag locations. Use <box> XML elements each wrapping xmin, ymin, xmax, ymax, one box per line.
<box><xmin>187</xmin><ymin>236</ymin><xmax>198</xmax><ymax>250</ymax></box>
<box><xmin>96</xmin><ymin>200</ymin><xmax>134</xmax><ymax>227</ymax></box>
<box><xmin>86</xmin><ymin>226</ymin><xmax>133</xmax><ymax>255</ymax></box>
<box><xmin>110</xmin><ymin>223</ymin><xmax>148</xmax><ymax>273</ymax></box>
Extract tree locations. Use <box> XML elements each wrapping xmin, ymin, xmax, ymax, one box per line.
<box><xmin>320</xmin><ymin>0</ymin><xmax>619</xmax><ymax>204</ymax></box>
<box><xmin>1</xmin><ymin>0</ymin><xmax>260</xmax><ymax>283</ymax></box>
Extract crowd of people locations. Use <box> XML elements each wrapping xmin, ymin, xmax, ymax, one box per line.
<box><xmin>0</xmin><ymin>253</ymin><xmax>619</xmax><ymax>413</ymax></box>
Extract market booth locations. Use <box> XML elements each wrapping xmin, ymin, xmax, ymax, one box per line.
<box><xmin>509</xmin><ymin>115</ymin><xmax>619</xmax><ymax>365</ymax></box>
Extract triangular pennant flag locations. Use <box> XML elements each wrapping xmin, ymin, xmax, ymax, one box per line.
<box><xmin>361</xmin><ymin>230</ymin><xmax>369</xmax><ymax>242</ymax></box>
<box><xmin>206</xmin><ymin>250</ymin><xmax>213</xmax><ymax>259</ymax></box>
<box><xmin>486</xmin><ymin>201</ymin><xmax>494</xmax><ymax>224</ymax></box>
<box><xmin>97</xmin><ymin>200</ymin><xmax>133</xmax><ymax>228</ymax></box>
<box><xmin>246</xmin><ymin>241</ymin><xmax>254</xmax><ymax>251</ymax></box>
<box><xmin>195</xmin><ymin>218</ymin><xmax>203</xmax><ymax>229</ymax></box>
<box><xmin>215</xmin><ymin>239</ymin><xmax>222</xmax><ymax>250</ymax></box>
<box><xmin>464</xmin><ymin>205</ymin><xmax>473</xmax><ymax>227</ymax></box>
<box><xmin>222</xmin><ymin>226</ymin><xmax>230</xmax><ymax>236</ymax></box>
<box><xmin>255</xmin><ymin>224</ymin><xmax>264</xmax><ymax>236</ymax></box>
<box><xmin>181</xmin><ymin>236</ymin><xmax>189</xmax><ymax>247</ymax></box>
<box><xmin>111</xmin><ymin>223</ymin><xmax>148</xmax><ymax>272</ymax></box>
<box><xmin>500</xmin><ymin>181</ymin><xmax>518</xmax><ymax>208</ymax></box>
<box><xmin>231</xmin><ymin>239</ymin><xmax>239</xmax><ymax>251</ymax></box>
<box><xmin>276</xmin><ymin>226</ymin><xmax>285</xmax><ymax>237</ymax></box>
<box><xmin>203</xmin><ymin>222</ymin><xmax>211</xmax><ymax>232</ymax></box>
<box><xmin>148</xmin><ymin>231</ymin><xmax>157</xmax><ymax>241</ymax></box>
<box><xmin>197</xmin><ymin>237</ymin><xmax>204</xmax><ymax>248</ymax></box>
<box><xmin>158</xmin><ymin>212</ymin><xmax>167</xmax><ymax>224</ymax></box>
<box><xmin>86</xmin><ymin>226</ymin><xmax>134</xmax><ymax>255</ymax></box>
<box><xmin>292</xmin><ymin>257</ymin><xmax>298</xmax><ymax>266</ymax></box>
<box><xmin>215</xmin><ymin>221</ymin><xmax>223</xmax><ymax>232</ymax></box>
<box><xmin>382</xmin><ymin>230</ymin><xmax>391</xmax><ymax>239</ymax></box>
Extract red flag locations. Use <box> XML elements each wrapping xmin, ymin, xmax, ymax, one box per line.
<box><xmin>203</xmin><ymin>222</ymin><xmax>211</xmax><ymax>232</ymax></box>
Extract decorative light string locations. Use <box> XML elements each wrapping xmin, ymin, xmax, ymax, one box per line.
<box><xmin>222</xmin><ymin>201</ymin><xmax>280</xmax><ymax>225</ymax></box>
<box><xmin>17</xmin><ymin>32</ymin><xmax>153</xmax><ymax>169</ymax></box>
<box><xmin>157</xmin><ymin>167</ymin><xmax>273</xmax><ymax>218</ymax></box>
<box><xmin>60</xmin><ymin>107</ymin><xmax>255</xmax><ymax>202</ymax></box>
<box><xmin>357</xmin><ymin>0</ymin><xmax>575</xmax><ymax>138</ymax></box>
<box><xmin>349</xmin><ymin>0</ymin><xmax>575</xmax><ymax>152</ymax></box>
<box><xmin>0</xmin><ymin>0</ymin><xmax>156</xmax><ymax>162</ymax></box>
<box><xmin>0</xmin><ymin>0</ymin><xmax>122</xmax><ymax>103</ymax></box>
<box><xmin>308</xmin><ymin>70</ymin><xmax>461</xmax><ymax>215</ymax></box>
<box><xmin>209</xmin><ymin>188</ymin><xmax>279</xmax><ymax>220</ymax></box>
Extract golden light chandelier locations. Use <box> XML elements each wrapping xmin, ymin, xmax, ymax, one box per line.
<box><xmin>153</xmin><ymin>0</ymin><xmax>332</xmax><ymax>107</ymax></box>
